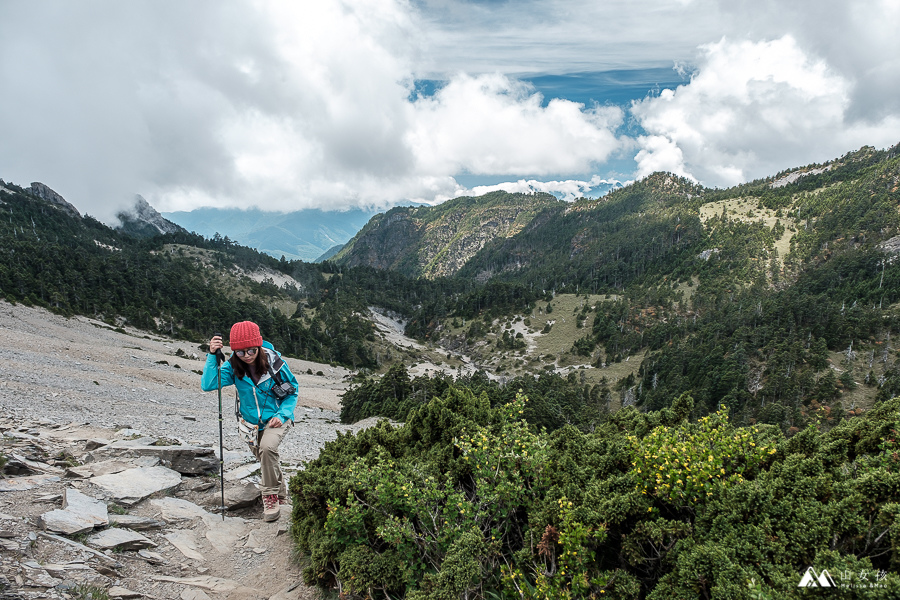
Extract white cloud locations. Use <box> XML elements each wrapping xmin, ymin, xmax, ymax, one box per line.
<box><xmin>444</xmin><ymin>174</ymin><xmax>624</xmax><ymax>203</ymax></box>
<box><xmin>0</xmin><ymin>0</ymin><xmax>627</xmax><ymax>219</ymax></box>
<box><xmin>408</xmin><ymin>73</ymin><xmax>622</xmax><ymax>176</ymax></box>
<box><xmin>631</xmin><ymin>36</ymin><xmax>900</xmax><ymax>186</ymax></box>
<box><xmin>633</xmin><ymin>136</ymin><xmax>692</xmax><ymax>181</ymax></box>
<box><xmin>2</xmin><ymin>1</ymin><xmax>900</xmax><ymax>220</ymax></box>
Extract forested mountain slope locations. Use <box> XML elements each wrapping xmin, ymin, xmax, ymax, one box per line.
<box><xmin>330</xmin><ymin>144</ymin><xmax>900</xmax><ymax>433</ymax></box>
<box><xmin>2</xmin><ymin>142</ymin><xmax>899</xmax><ymax>434</ymax></box>
<box><xmin>0</xmin><ymin>180</ymin><xmax>375</xmax><ymax>367</ymax></box>
<box><xmin>333</xmin><ymin>191</ymin><xmax>563</xmax><ymax>278</ymax></box>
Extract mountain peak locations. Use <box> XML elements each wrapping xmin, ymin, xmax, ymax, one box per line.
<box><xmin>636</xmin><ymin>172</ymin><xmax>703</xmax><ymax>196</ymax></box>
<box><xmin>29</xmin><ymin>182</ymin><xmax>81</xmax><ymax>220</ymax></box>
<box><xmin>116</xmin><ymin>194</ymin><xmax>186</xmax><ymax>237</ymax></box>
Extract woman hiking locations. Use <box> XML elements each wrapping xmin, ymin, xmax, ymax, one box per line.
<box><xmin>201</xmin><ymin>321</ymin><xmax>298</xmax><ymax>521</ymax></box>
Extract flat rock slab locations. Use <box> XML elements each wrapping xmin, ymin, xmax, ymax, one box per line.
<box><xmin>224</xmin><ymin>462</ymin><xmax>260</xmax><ymax>481</ymax></box>
<box><xmin>154</xmin><ymin>575</ymin><xmax>257</xmax><ymax>595</ymax></box>
<box><xmin>201</xmin><ymin>513</ymin><xmax>246</xmax><ymax>554</ymax></box>
<box><xmin>151</xmin><ymin>497</ymin><xmax>209</xmax><ymax>523</ymax></box>
<box><xmin>10</xmin><ymin>453</ymin><xmax>63</xmax><ymax>474</ymax></box>
<box><xmin>88</xmin><ymin>527</ymin><xmax>156</xmax><ymax>551</ymax></box>
<box><xmin>245</xmin><ymin>530</ymin><xmax>267</xmax><ymax>552</ymax></box>
<box><xmin>39</xmin><ymin>509</ymin><xmax>96</xmax><ymax>535</ymax></box>
<box><xmin>63</xmin><ymin>488</ymin><xmax>109</xmax><ymax>524</ymax></box>
<box><xmin>40</xmin><ymin>489</ymin><xmax>109</xmax><ymax>535</ymax></box>
<box><xmin>21</xmin><ymin>563</ymin><xmax>62</xmax><ymax>588</ymax></box>
<box><xmin>2</xmin><ymin>431</ymin><xmax>39</xmax><ymax>440</ymax></box>
<box><xmin>84</xmin><ymin>438</ymin><xmax>111</xmax><ymax>450</ymax></box>
<box><xmin>217</xmin><ymin>449</ymin><xmax>255</xmax><ymax>470</ymax></box>
<box><xmin>109</xmin><ymin>514</ymin><xmax>166</xmax><ymax>530</ymax></box>
<box><xmin>99</xmin><ymin>443</ymin><xmax>218</xmax><ymax>475</ymax></box>
<box><xmin>40</xmin><ymin>563</ymin><xmax>93</xmax><ymax>578</ymax></box>
<box><xmin>138</xmin><ymin>549</ymin><xmax>165</xmax><ymax>564</ymax></box>
<box><xmin>110</xmin><ymin>436</ymin><xmax>157</xmax><ymax>446</ymax></box>
<box><xmin>0</xmin><ymin>474</ymin><xmax>60</xmax><ymax>492</ymax></box>
<box><xmin>164</xmin><ymin>530</ymin><xmax>205</xmax><ymax>561</ymax></box>
<box><xmin>90</xmin><ymin>466</ymin><xmax>182</xmax><ymax>505</ymax></box>
<box><xmin>108</xmin><ymin>586</ymin><xmax>143</xmax><ymax>599</ymax></box>
<box><xmin>67</xmin><ymin>459</ymin><xmax>132</xmax><ymax>478</ymax></box>
<box><xmin>182</xmin><ymin>589</ymin><xmax>213</xmax><ymax>600</ymax></box>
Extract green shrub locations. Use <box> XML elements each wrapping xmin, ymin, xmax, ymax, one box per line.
<box><xmin>292</xmin><ymin>392</ymin><xmax>900</xmax><ymax>598</ymax></box>
<box><xmin>629</xmin><ymin>405</ymin><xmax>775</xmax><ymax>507</ymax></box>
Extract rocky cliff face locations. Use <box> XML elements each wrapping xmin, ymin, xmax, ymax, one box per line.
<box><xmin>116</xmin><ymin>195</ymin><xmax>187</xmax><ymax>237</ymax></box>
<box><xmin>29</xmin><ymin>182</ymin><xmax>81</xmax><ymax>220</ymax></box>
<box><xmin>334</xmin><ymin>191</ymin><xmax>562</xmax><ymax>278</ymax></box>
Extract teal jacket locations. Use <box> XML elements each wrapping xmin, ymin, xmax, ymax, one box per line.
<box><xmin>201</xmin><ymin>341</ymin><xmax>298</xmax><ymax>429</ymax></box>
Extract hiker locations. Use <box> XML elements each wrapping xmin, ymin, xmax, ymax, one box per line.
<box><xmin>201</xmin><ymin>321</ymin><xmax>298</xmax><ymax>521</ymax></box>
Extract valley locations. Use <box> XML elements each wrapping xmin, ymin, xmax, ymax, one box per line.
<box><xmin>1</xmin><ymin>141</ymin><xmax>900</xmax><ymax>598</ymax></box>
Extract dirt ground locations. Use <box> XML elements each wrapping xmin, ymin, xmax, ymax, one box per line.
<box><xmin>0</xmin><ymin>300</ymin><xmax>367</xmax><ymax>599</ymax></box>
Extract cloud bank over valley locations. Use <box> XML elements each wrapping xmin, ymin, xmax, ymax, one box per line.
<box><xmin>0</xmin><ymin>0</ymin><xmax>898</xmax><ymax>221</ymax></box>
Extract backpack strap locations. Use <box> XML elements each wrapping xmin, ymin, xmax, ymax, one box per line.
<box><xmin>268</xmin><ymin>365</ymin><xmax>283</xmax><ymax>385</ymax></box>
<box><xmin>263</xmin><ymin>348</ymin><xmax>285</xmax><ymax>383</ymax></box>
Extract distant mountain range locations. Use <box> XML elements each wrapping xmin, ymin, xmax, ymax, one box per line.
<box><xmin>3</xmin><ymin>141</ymin><xmax>899</xmax><ymax>418</ymax></box>
<box><xmin>162</xmin><ymin>207</ymin><xmax>380</xmax><ymax>262</ymax></box>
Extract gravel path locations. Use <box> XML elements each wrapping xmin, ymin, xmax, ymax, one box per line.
<box><xmin>0</xmin><ymin>301</ymin><xmax>377</xmax><ymax>465</ymax></box>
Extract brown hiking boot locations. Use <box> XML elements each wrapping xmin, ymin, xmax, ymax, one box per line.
<box><xmin>263</xmin><ymin>494</ymin><xmax>280</xmax><ymax>522</ymax></box>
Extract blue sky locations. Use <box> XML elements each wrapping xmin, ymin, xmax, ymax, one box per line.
<box><xmin>1</xmin><ymin>1</ymin><xmax>898</xmax><ymax>220</ymax></box>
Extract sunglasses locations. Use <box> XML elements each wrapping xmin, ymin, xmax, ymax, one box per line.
<box><xmin>234</xmin><ymin>347</ymin><xmax>259</xmax><ymax>358</ymax></box>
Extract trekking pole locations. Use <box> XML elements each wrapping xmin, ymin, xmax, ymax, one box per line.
<box><xmin>214</xmin><ymin>333</ymin><xmax>227</xmax><ymax>521</ymax></box>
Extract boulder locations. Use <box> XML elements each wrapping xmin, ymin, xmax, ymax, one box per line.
<box><xmin>223</xmin><ymin>483</ymin><xmax>259</xmax><ymax>509</ymax></box>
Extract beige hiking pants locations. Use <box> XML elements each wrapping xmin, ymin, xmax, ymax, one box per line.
<box><xmin>251</xmin><ymin>420</ymin><xmax>292</xmax><ymax>497</ymax></box>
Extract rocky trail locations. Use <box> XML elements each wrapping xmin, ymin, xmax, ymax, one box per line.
<box><xmin>0</xmin><ymin>301</ymin><xmax>376</xmax><ymax>599</ymax></box>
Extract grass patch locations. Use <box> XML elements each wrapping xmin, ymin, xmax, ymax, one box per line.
<box><xmin>71</xmin><ymin>583</ymin><xmax>110</xmax><ymax>600</ymax></box>
<box><xmin>107</xmin><ymin>503</ymin><xmax>128</xmax><ymax>515</ymax></box>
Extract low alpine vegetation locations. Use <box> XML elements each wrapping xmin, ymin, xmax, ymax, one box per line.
<box><xmin>291</xmin><ymin>384</ymin><xmax>900</xmax><ymax>598</ymax></box>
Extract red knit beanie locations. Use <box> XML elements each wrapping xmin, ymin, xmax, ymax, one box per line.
<box><xmin>229</xmin><ymin>321</ymin><xmax>262</xmax><ymax>350</ymax></box>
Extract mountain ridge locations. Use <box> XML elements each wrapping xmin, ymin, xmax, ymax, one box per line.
<box><xmin>333</xmin><ymin>190</ymin><xmax>564</xmax><ymax>278</ymax></box>
<box><xmin>2</xmin><ymin>141</ymin><xmax>898</xmax><ymax>424</ymax></box>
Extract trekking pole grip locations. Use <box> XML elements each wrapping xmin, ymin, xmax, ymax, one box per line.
<box><xmin>213</xmin><ymin>332</ymin><xmax>226</xmax><ymax>365</ymax></box>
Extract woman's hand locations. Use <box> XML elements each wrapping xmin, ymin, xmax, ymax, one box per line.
<box><xmin>267</xmin><ymin>416</ymin><xmax>283</xmax><ymax>428</ymax></box>
<box><xmin>209</xmin><ymin>335</ymin><xmax>223</xmax><ymax>354</ymax></box>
